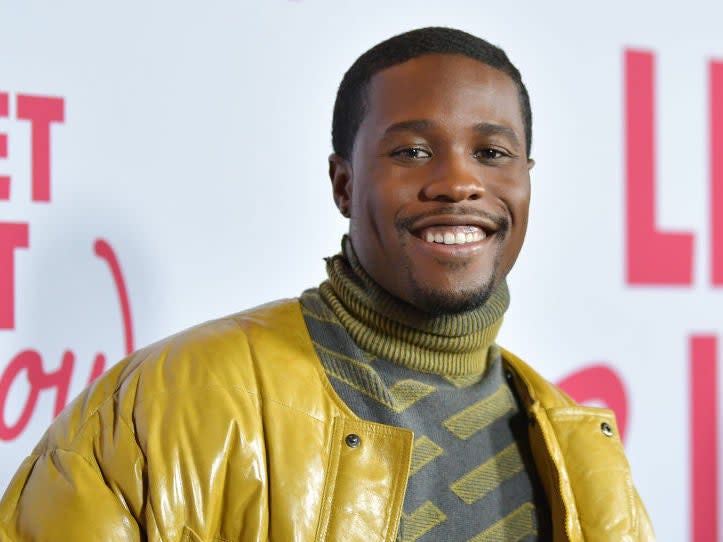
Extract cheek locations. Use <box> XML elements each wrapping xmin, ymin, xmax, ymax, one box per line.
<box><xmin>513</xmin><ymin>195</ymin><xmax>530</xmax><ymax>231</ymax></box>
<box><xmin>509</xmin><ymin>193</ymin><xmax>530</xmax><ymax>249</ymax></box>
<box><xmin>349</xmin><ymin>182</ymin><xmax>399</xmax><ymax>251</ymax></box>
<box><xmin>500</xmin><ymin>174</ymin><xmax>531</xmax><ymax>222</ymax></box>
<box><xmin>499</xmin><ymin>179</ymin><xmax>530</xmax><ymax>260</ymax></box>
<box><xmin>352</xmin><ymin>173</ymin><xmax>415</xmax><ymax>232</ymax></box>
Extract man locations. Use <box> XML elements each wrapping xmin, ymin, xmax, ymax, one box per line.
<box><xmin>0</xmin><ymin>27</ymin><xmax>652</xmax><ymax>541</ymax></box>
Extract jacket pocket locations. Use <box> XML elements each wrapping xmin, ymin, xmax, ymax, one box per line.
<box><xmin>314</xmin><ymin>417</ymin><xmax>413</xmax><ymax>542</ymax></box>
<box><xmin>546</xmin><ymin>406</ymin><xmax>638</xmax><ymax>542</ymax></box>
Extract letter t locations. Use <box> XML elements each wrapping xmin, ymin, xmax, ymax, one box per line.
<box><xmin>0</xmin><ymin>223</ymin><xmax>29</xmax><ymax>330</ymax></box>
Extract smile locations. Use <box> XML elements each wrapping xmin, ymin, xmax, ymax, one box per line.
<box><xmin>419</xmin><ymin>225</ymin><xmax>486</xmax><ymax>245</ymax></box>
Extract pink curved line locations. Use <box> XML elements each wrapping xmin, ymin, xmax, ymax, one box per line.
<box><xmin>94</xmin><ymin>239</ymin><xmax>134</xmax><ymax>355</ymax></box>
<box><xmin>88</xmin><ymin>353</ymin><xmax>107</xmax><ymax>384</ymax></box>
<box><xmin>557</xmin><ymin>364</ymin><xmax>628</xmax><ymax>442</ymax></box>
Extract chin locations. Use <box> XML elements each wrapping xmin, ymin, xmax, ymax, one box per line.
<box><xmin>408</xmin><ymin>279</ymin><xmax>495</xmax><ymax>317</ymax></box>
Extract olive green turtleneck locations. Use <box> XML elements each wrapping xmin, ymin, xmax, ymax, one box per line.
<box><xmin>319</xmin><ymin>235</ymin><xmax>510</xmax><ymax>376</ymax></box>
<box><xmin>300</xmin><ymin>237</ymin><xmax>544</xmax><ymax>542</ymax></box>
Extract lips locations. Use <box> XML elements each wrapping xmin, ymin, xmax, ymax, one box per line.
<box><xmin>405</xmin><ymin>211</ymin><xmax>502</xmax><ymax>248</ymax></box>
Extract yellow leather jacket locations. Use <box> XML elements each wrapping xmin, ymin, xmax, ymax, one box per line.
<box><xmin>0</xmin><ymin>300</ymin><xmax>654</xmax><ymax>541</ymax></box>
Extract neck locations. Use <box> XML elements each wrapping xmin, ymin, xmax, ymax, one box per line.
<box><xmin>319</xmin><ymin>236</ymin><xmax>509</xmax><ymax>376</ymax></box>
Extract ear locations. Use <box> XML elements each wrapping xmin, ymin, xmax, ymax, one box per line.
<box><xmin>526</xmin><ymin>158</ymin><xmax>535</xmax><ymax>171</ymax></box>
<box><xmin>329</xmin><ymin>153</ymin><xmax>353</xmax><ymax>218</ymax></box>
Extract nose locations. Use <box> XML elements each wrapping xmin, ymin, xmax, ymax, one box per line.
<box><xmin>421</xmin><ymin>155</ymin><xmax>485</xmax><ymax>202</ymax></box>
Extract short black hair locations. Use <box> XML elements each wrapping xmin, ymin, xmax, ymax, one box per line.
<box><xmin>331</xmin><ymin>26</ymin><xmax>532</xmax><ymax>159</ymax></box>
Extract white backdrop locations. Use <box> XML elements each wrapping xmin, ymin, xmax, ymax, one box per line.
<box><xmin>1</xmin><ymin>1</ymin><xmax>721</xmax><ymax>540</ymax></box>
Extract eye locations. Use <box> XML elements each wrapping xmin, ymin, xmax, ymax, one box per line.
<box><xmin>390</xmin><ymin>146</ymin><xmax>432</xmax><ymax>161</ymax></box>
<box><xmin>473</xmin><ymin>147</ymin><xmax>510</xmax><ymax>162</ymax></box>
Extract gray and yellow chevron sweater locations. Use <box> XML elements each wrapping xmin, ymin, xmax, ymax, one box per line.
<box><xmin>299</xmin><ymin>238</ymin><xmax>548</xmax><ymax>542</ymax></box>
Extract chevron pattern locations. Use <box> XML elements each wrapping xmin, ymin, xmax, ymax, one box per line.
<box><xmin>300</xmin><ymin>288</ymin><xmax>541</xmax><ymax>542</ymax></box>
<box><xmin>409</xmin><ymin>436</ymin><xmax>444</xmax><ymax>476</ymax></box>
<box><xmin>450</xmin><ymin>443</ymin><xmax>525</xmax><ymax>504</ymax></box>
<box><xmin>399</xmin><ymin>501</ymin><xmax>447</xmax><ymax>542</ymax></box>
<box><xmin>443</xmin><ymin>386</ymin><xmax>516</xmax><ymax>440</ymax></box>
<box><xmin>467</xmin><ymin>503</ymin><xmax>537</xmax><ymax>542</ymax></box>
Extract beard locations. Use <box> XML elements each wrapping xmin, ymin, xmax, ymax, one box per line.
<box><xmin>407</xmin><ymin>277</ymin><xmax>496</xmax><ymax>316</ymax></box>
<box><xmin>402</xmin><ymin>253</ymin><xmax>499</xmax><ymax>317</ymax></box>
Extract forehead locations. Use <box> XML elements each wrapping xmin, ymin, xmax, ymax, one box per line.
<box><xmin>362</xmin><ymin>54</ymin><xmax>524</xmax><ymax>137</ymax></box>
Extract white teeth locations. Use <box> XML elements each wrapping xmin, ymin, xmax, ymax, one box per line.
<box><xmin>421</xmin><ymin>228</ymin><xmax>487</xmax><ymax>245</ymax></box>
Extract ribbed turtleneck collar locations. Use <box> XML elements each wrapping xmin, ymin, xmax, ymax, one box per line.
<box><xmin>318</xmin><ymin>236</ymin><xmax>509</xmax><ymax>376</ymax></box>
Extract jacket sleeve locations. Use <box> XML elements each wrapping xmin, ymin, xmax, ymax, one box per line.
<box><xmin>0</xmin><ymin>374</ymin><xmax>146</xmax><ymax>542</ymax></box>
<box><xmin>0</xmin><ymin>449</ymin><xmax>142</xmax><ymax>541</ymax></box>
<box><xmin>634</xmin><ymin>487</ymin><xmax>656</xmax><ymax>541</ymax></box>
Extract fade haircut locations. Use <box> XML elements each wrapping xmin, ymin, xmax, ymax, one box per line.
<box><xmin>332</xmin><ymin>27</ymin><xmax>532</xmax><ymax>159</ymax></box>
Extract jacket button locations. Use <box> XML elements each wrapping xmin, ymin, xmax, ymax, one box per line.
<box><xmin>345</xmin><ymin>433</ymin><xmax>361</xmax><ymax>448</ymax></box>
<box><xmin>600</xmin><ymin>422</ymin><xmax>613</xmax><ymax>437</ymax></box>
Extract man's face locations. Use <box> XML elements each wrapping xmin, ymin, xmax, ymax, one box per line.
<box><xmin>331</xmin><ymin>54</ymin><xmax>533</xmax><ymax>314</ymax></box>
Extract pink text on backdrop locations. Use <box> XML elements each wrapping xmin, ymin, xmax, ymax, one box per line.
<box><xmin>625</xmin><ymin>49</ymin><xmax>721</xmax><ymax>542</ymax></box>
<box><xmin>625</xmin><ymin>51</ymin><xmax>723</xmax><ymax>286</ymax></box>
<box><xmin>0</xmin><ymin>92</ymin><xmax>134</xmax><ymax>440</ymax></box>
<box><xmin>0</xmin><ymin>93</ymin><xmax>64</xmax><ymax>204</ymax></box>
<box><xmin>0</xmin><ymin>239</ymin><xmax>133</xmax><ymax>440</ymax></box>
<box><xmin>0</xmin><ymin>94</ymin><xmax>64</xmax><ymax>330</ymax></box>
<box><xmin>0</xmin><ymin>223</ymin><xmax>28</xmax><ymax>330</ymax></box>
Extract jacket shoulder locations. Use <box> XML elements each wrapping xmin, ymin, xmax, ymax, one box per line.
<box><xmin>499</xmin><ymin>347</ymin><xmax>576</xmax><ymax>409</ymax></box>
<box><xmin>0</xmin><ymin>299</ymin><xmax>327</xmax><ymax>540</ymax></box>
<box><xmin>40</xmin><ymin>298</ymin><xmax>315</xmax><ymax>453</ymax></box>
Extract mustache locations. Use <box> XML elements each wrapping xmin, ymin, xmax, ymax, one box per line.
<box><xmin>395</xmin><ymin>205</ymin><xmax>509</xmax><ymax>233</ymax></box>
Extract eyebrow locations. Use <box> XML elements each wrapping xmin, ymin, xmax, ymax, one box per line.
<box><xmin>381</xmin><ymin>119</ymin><xmax>522</xmax><ymax>148</ymax></box>
<box><xmin>382</xmin><ymin>119</ymin><xmax>434</xmax><ymax>137</ymax></box>
<box><xmin>474</xmin><ymin>122</ymin><xmax>521</xmax><ymax>148</ymax></box>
